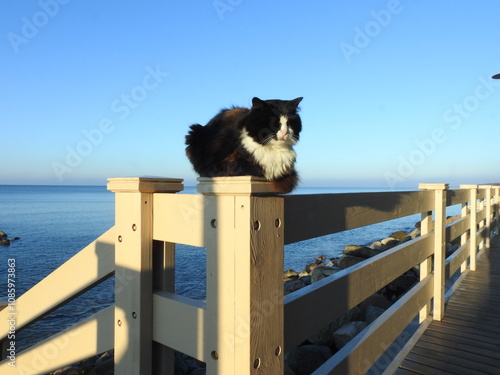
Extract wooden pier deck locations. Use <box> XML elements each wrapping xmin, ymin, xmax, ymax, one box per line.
<box><xmin>394</xmin><ymin>236</ymin><xmax>500</xmax><ymax>375</ymax></box>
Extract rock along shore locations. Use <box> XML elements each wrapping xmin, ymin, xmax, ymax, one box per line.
<box><xmin>0</xmin><ymin>231</ymin><xmax>20</xmax><ymax>246</ymax></box>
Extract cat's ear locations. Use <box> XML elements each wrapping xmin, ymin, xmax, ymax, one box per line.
<box><xmin>251</xmin><ymin>97</ymin><xmax>268</xmax><ymax>108</ymax></box>
<box><xmin>290</xmin><ymin>97</ymin><xmax>303</xmax><ymax>111</ymax></box>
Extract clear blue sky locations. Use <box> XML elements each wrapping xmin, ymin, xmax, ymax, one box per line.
<box><xmin>2</xmin><ymin>0</ymin><xmax>500</xmax><ymax>189</ymax></box>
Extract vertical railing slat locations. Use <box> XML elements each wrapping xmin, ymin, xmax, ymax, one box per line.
<box><xmin>495</xmin><ymin>186</ymin><xmax>500</xmax><ymax>235</ymax></box>
<box><xmin>418</xmin><ymin>205</ymin><xmax>432</xmax><ymax>323</ymax></box>
<box><xmin>152</xmin><ymin>240</ymin><xmax>177</xmax><ymax>373</ymax></box>
<box><xmin>480</xmin><ymin>185</ymin><xmax>492</xmax><ymax>249</ymax></box>
<box><xmin>461</xmin><ymin>185</ymin><xmax>478</xmax><ymax>271</ymax></box>
<box><xmin>419</xmin><ymin>183</ymin><xmax>448</xmax><ymax>321</ymax></box>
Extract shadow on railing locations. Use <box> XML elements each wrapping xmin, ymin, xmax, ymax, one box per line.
<box><xmin>0</xmin><ymin>178</ymin><xmax>498</xmax><ymax>374</ymax></box>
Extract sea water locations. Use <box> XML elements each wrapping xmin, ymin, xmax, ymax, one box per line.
<box><xmin>0</xmin><ymin>185</ymin><xmax>460</xmax><ymax>351</ymax></box>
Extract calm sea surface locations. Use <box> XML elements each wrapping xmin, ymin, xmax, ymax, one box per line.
<box><xmin>0</xmin><ymin>185</ymin><xmax>460</xmax><ymax>351</ymax></box>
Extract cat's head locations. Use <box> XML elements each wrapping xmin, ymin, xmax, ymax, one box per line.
<box><xmin>242</xmin><ymin>97</ymin><xmax>303</xmax><ymax>146</ymax></box>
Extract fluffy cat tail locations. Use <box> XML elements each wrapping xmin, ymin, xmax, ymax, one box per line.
<box><xmin>185</xmin><ymin>124</ymin><xmax>204</xmax><ymax>146</ymax></box>
<box><xmin>186</xmin><ymin>124</ymin><xmax>203</xmax><ymax>164</ymax></box>
<box><xmin>271</xmin><ymin>173</ymin><xmax>299</xmax><ymax>194</ymax></box>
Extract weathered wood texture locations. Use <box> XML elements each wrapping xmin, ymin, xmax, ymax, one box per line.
<box><xmin>108</xmin><ymin>177</ymin><xmax>184</xmax><ymax>375</ymax></box>
<box><xmin>283</xmin><ymin>191</ymin><xmax>434</xmax><ymax>245</ymax></box>
<box><xmin>0</xmin><ymin>227</ymin><xmax>115</xmax><ymax>337</ymax></box>
<box><xmin>395</xmin><ymin>236</ymin><xmax>500</xmax><ymax>375</ymax></box>
<box><xmin>0</xmin><ymin>306</ymin><xmax>114</xmax><ymax>375</ymax></box>
<box><xmin>284</xmin><ymin>234</ymin><xmax>434</xmax><ymax>351</ymax></box>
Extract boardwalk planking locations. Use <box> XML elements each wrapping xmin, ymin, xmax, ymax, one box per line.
<box><xmin>394</xmin><ymin>236</ymin><xmax>500</xmax><ymax>375</ymax></box>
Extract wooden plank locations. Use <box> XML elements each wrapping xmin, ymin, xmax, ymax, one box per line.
<box><xmin>153</xmin><ymin>194</ymin><xmax>205</xmax><ymax>247</ymax></box>
<box><xmin>448</xmin><ymin>288</ymin><xmax>500</xmax><ymax>304</ymax></box>
<box><xmin>0</xmin><ymin>306</ymin><xmax>114</xmax><ymax>375</ymax></box>
<box><xmin>402</xmin><ymin>352</ymin><xmax>486</xmax><ymax>375</ymax></box>
<box><xmin>202</xmin><ymin>186</ymin><xmax>285</xmax><ymax>375</ymax></box>
<box><xmin>425</xmin><ymin>322</ymin><xmax>500</xmax><ymax>345</ymax></box>
<box><xmin>431</xmin><ymin>186</ymin><xmax>447</xmax><ymax>321</ymax></box>
<box><xmin>477</xmin><ymin>188</ymin><xmax>487</xmax><ymax>199</ymax></box>
<box><xmin>446</xmin><ymin>216</ymin><xmax>469</xmax><ymax>244</ymax></box>
<box><xmin>312</xmin><ymin>275</ymin><xmax>434</xmax><ymax>375</ymax></box>
<box><xmin>421</xmin><ymin>327</ymin><xmax>500</xmax><ymax>355</ymax></box>
<box><xmin>393</xmin><ymin>368</ymin><xmax>423</xmax><ymax>375</ymax></box>
<box><xmin>419</xmin><ymin>210</ymin><xmax>432</xmax><ymax>323</ymax></box>
<box><xmin>446</xmin><ymin>299</ymin><xmax>500</xmax><ymax>315</ymax></box>
<box><xmin>283</xmin><ymin>190</ymin><xmax>434</xmax><ymax>244</ymax></box>
<box><xmin>152</xmin><ymin>291</ymin><xmax>206</xmax><ymax>361</ymax></box>
<box><xmin>0</xmin><ymin>228</ymin><xmax>115</xmax><ymax>339</ymax></box>
<box><xmin>477</xmin><ymin>208</ymin><xmax>487</xmax><ymax>223</ymax></box>
<box><xmin>107</xmin><ymin>177</ymin><xmax>183</xmax><ymax>193</ymax></box>
<box><xmin>248</xmin><ymin>196</ymin><xmax>285</xmax><ymax>374</ymax></box>
<box><xmin>418</xmin><ymin>333</ymin><xmax>500</xmax><ymax>360</ymax></box>
<box><xmin>398</xmin><ymin>357</ymin><xmax>458</xmax><ymax>375</ymax></box>
<box><xmin>284</xmin><ymin>234</ymin><xmax>434</xmax><ymax>351</ymax></box>
<box><xmin>152</xmin><ymin>240</ymin><xmax>176</xmax><ymax>373</ymax></box>
<box><xmin>467</xmin><ymin>186</ymin><xmax>478</xmax><ymax>271</ymax></box>
<box><xmin>411</xmin><ymin>345</ymin><xmax>500</xmax><ymax>374</ymax></box>
<box><xmin>448</xmin><ymin>188</ymin><xmax>470</xmax><ymax>206</ymax></box>
<box><xmin>204</xmin><ymin>194</ymin><xmax>237</xmax><ymax>375</ymax></box>
<box><xmin>430</xmin><ymin>320</ymin><xmax>500</xmax><ymax>342</ymax></box>
<box><xmin>482</xmin><ymin>186</ymin><xmax>492</xmax><ymax>249</ymax></box>
<box><xmin>445</xmin><ymin>242</ymin><xmax>470</xmax><ymax>279</ymax></box>
<box><xmin>110</xmin><ymin>179</ymin><xmax>157</xmax><ymax>374</ymax></box>
<box><xmin>109</xmin><ymin>178</ymin><xmax>184</xmax><ymax>375</ymax></box>
<box><xmin>444</xmin><ymin>304</ymin><xmax>500</xmax><ymax>322</ymax></box>
<box><xmin>439</xmin><ymin>315</ymin><xmax>500</xmax><ymax>335</ymax></box>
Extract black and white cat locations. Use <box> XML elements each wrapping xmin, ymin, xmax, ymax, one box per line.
<box><xmin>185</xmin><ymin>97</ymin><xmax>303</xmax><ymax>193</ymax></box>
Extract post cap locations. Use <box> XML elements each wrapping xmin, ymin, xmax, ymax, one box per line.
<box><xmin>197</xmin><ymin>176</ymin><xmax>277</xmax><ymax>195</ymax></box>
<box><xmin>107</xmin><ymin>177</ymin><xmax>184</xmax><ymax>193</ymax></box>
<box><xmin>459</xmin><ymin>184</ymin><xmax>478</xmax><ymax>189</ymax></box>
<box><xmin>418</xmin><ymin>183</ymin><xmax>449</xmax><ymax>190</ymax></box>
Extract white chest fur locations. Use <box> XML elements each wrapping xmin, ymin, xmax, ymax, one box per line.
<box><xmin>240</xmin><ymin>129</ymin><xmax>296</xmax><ymax>180</ymax></box>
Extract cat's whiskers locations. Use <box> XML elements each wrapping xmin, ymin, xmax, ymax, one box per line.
<box><xmin>261</xmin><ymin>134</ymin><xmax>275</xmax><ymax>146</ymax></box>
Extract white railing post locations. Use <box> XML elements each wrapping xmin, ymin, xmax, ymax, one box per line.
<box><xmin>419</xmin><ymin>183</ymin><xmax>448</xmax><ymax>321</ymax></box>
<box><xmin>460</xmin><ymin>192</ymin><xmax>469</xmax><ymax>273</ymax></box>
<box><xmin>495</xmin><ymin>185</ymin><xmax>500</xmax><ymax>235</ymax></box>
<box><xmin>198</xmin><ymin>176</ymin><xmax>285</xmax><ymax>375</ymax></box>
<box><xmin>417</xmin><ymin>201</ymin><xmax>432</xmax><ymax>323</ymax></box>
<box><xmin>479</xmin><ymin>185</ymin><xmax>492</xmax><ymax>249</ymax></box>
<box><xmin>461</xmin><ymin>185</ymin><xmax>478</xmax><ymax>271</ymax></box>
<box><xmin>107</xmin><ymin>177</ymin><xmax>184</xmax><ymax>375</ymax></box>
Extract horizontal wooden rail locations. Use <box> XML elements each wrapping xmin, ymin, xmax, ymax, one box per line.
<box><xmin>447</xmin><ymin>215</ymin><xmax>469</xmax><ymax>243</ymax></box>
<box><xmin>283</xmin><ymin>191</ymin><xmax>434</xmax><ymax>245</ymax></box>
<box><xmin>447</xmin><ymin>188</ymin><xmax>470</xmax><ymax>206</ymax></box>
<box><xmin>0</xmin><ymin>306</ymin><xmax>114</xmax><ymax>375</ymax></box>
<box><xmin>284</xmin><ymin>233</ymin><xmax>434</xmax><ymax>351</ymax></box>
<box><xmin>313</xmin><ymin>275</ymin><xmax>434</xmax><ymax>375</ymax></box>
<box><xmin>153</xmin><ymin>194</ymin><xmax>205</xmax><ymax>247</ymax></box>
<box><xmin>152</xmin><ymin>291</ymin><xmax>206</xmax><ymax>362</ymax></box>
<box><xmin>0</xmin><ymin>227</ymin><xmax>115</xmax><ymax>339</ymax></box>
<box><xmin>445</xmin><ymin>242</ymin><xmax>471</xmax><ymax>280</ymax></box>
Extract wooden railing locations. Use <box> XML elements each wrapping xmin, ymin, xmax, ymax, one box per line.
<box><xmin>0</xmin><ymin>177</ymin><xmax>498</xmax><ymax>375</ymax></box>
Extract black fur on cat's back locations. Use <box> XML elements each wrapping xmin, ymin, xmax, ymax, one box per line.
<box><xmin>185</xmin><ymin>97</ymin><xmax>303</xmax><ymax>193</ymax></box>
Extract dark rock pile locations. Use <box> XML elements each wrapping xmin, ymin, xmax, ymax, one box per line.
<box><xmin>282</xmin><ymin>227</ymin><xmax>423</xmax><ymax>374</ymax></box>
<box><xmin>0</xmin><ymin>231</ymin><xmax>20</xmax><ymax>246</ymax></box>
